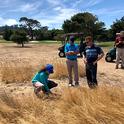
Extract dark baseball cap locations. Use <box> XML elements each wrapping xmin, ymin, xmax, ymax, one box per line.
<box><xmin>69</xmin><ymin>36</ymin><xmax>75</xmax><ymax>42</ymax></box>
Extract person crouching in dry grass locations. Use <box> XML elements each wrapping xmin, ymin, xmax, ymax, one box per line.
<box><xmin>32</xmin><ymin>64</ymin><xmax>58</xmax><ymax>96</ymax></box>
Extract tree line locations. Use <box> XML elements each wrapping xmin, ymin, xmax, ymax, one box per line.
<box><xmin>0</xmin><ymin>12</ymin><xmax>124</xmax><ymax>47</ymax></box>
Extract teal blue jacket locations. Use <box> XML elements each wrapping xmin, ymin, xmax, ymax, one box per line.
<box><xmin>32</xmin><ymin>71</ymin><xmax>50</xmax><ymax>92</ymax></box>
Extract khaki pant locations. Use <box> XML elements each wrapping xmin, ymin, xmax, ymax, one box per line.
<box><xmin>116</xmin><ymin>48</ymin><xmax>124</xmax><ymax>67</ymax></box>
<box><xmin>66</xmin><ymin>59</ymin><xmax>79</xmax><ymax>84</ymax></box>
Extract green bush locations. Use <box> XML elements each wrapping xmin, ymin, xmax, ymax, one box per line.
<box><xmin>3</xmin><ymin>29</ymin><xmax>13</xmax><ymax>41</ymax></box>
<box><xmin>10</xmin><ymin>31</ymin><xmax>28</xmax><ymax>47</ymax></box>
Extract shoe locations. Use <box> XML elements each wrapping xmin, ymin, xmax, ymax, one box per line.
<box><xmin>121</xmin><ymin>66</ymin><xmax>124</xmax><ymax>69</ymax></box>
<box><xmin>89</xmin><ymin>84</ymin><xmax>96</xmax><ymax>89</ymax></box>
<box><xmin>75</xmin><ymin>82</ymin><xmax>80</xmax><ymax>87</ymax></box>
<box><xmin>115</xmin><ymin>65</ymin><xmax>118</xmax><ymax>69</ymax></box>
<box><xmin>34</xmin><ymin>88</ymin><xmax>38</xmax><ymax>95</ymax></box>
<box><xmin>88</xmin><ymin>82</ymin><xmax>94</xmax><ymax>88</ymax></box>
<box><xmin>68</xmin><ymin>83</ymin><xmax>74</xmax><ymax>87</ymax></box>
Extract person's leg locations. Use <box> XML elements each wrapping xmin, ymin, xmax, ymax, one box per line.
<box><xmin>120</xmin><ymin>49</ymin><xmax>124</xmax><ymax>68</ymax></box>
<box><xmin>86</xmin><ymin>64</ymin><xmax>92</xmax><ymax>87</ymax></box>
<box><xmin>73</xmin><ymin>61</ymin><xmax>79</xmax><ymax>86</ymax></box>
<box><xmin>91</xmin><ymin>64</ymin><xmax>98</xmax><ymax>86</ymax></box>
<box><xmin>33</xmin><ymin>82</ymin><xmax>44</xmax><ymax>95</ymax></box>
<box><xmin>66</xmin><ymin>60</ymin><xmax>73</xmax><ymax>85</ymax></box>
<box><xmin>47</xmin><ymin>80</ymin><xmax>58</xmax><ymax>89</ymax></box>
<box><xmin>116</xmin><ymin>48</ymin><xmax>121</xmax><ymax>69</ymax></box>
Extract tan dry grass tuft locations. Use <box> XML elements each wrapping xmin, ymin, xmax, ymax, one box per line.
<box><xmin>1</xmin><ymin>64</ymin><xmax>34</xmax><ymax>84</ymax></box>
<box><xmin>40</xmin><ymin>58</ymin><xmax>85</xmax><ymax>79</ymax></box>
<box><xmin>59</xmin><ymin>85</ymin><xmax>124</xmax><ymax>124</ymax></box>
<box><xmin>1</xmin><ymin>58</ymin><xmax>85</xmax><ymax>84</ymax></box>
<box><xmin>0</xmin><ymin>86</ymin><xmax>124</xmax><ymax>124</ymax></box>
<box><xmin>0</xmin><ymin>85</ymin><xmax>124</xmax><ymax>124</ymax></box>
<box><xmin>0</xmin><ymin>90</ymin><xmax>44</xmax><ymax>124</ymax></box>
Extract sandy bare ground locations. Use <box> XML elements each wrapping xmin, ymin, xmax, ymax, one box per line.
<box><xmin>0</xmin><ymin>43</ymin><xmax>124</xmax><ymax>95</ymax></box>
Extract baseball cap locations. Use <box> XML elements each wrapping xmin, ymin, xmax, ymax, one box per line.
<box><xmin>120</xmin><ymin>31</ymin><xmax>124</xmax><ymax>36</ymax></box>
<box><xmin>46</xmin><ymin>64</ymin><xmax>54</xmax><ymax>73</ymax></box>
<box><xmin>70</xmin><ymin>36</ymin><xmax>75</xmax><ymax>42</ymax></box>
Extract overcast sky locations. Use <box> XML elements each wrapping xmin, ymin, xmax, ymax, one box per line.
<box><xmin>0</xmin><ymin>0</ymin><xmax>124</xmax><ymax>29</ymax></box>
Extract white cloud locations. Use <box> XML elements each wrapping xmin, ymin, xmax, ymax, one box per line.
<box><xmin>20</xmin><ymin>3</ymin><xmax>38</xmax><ymax>12</ymax></box>
<box><xmin>86</xmin><ymin>0</ymin><xmax>104</xmax><ymax>7</ymax></box>
<box><xmin>9</xmin><ymin>1</ymin><xmax>42</xmax><ymax>13</ymax></box>
<box><xmin>54</xmin><ymin>6</ymin><xmax>62</xmax><ymax>11</ymax></box>
<box><xmin>0</xmin><ymin>17</ymin><xmax>18</xmax><ymax>26</ymax></box>
<box><xmin>38</xmin><ymin>8</ymin><xmax>78</xmax><ymax>29</ymax></box>
<box><xmin>73</xmin><ymin>0</ymin><xmax>104</xmax><ymax>8</ymax></box>
<box><xmin>89</xmin><ymin>8</ymin><xmax>124</xmax><ymax>16</ymax></box>
<box><xmin>0</xmin><ymin>0</ymin><xmax>123</xmax><ymax>29</ymax></box>
<box><xmin>46</xmin><ymin>0</ymin><xmax>61</xmax><ymax>6</ymax></box>
<box><xmin>0</xmin><ymin>0</ymin><xmax>42</xmax><ymax>14</ymax></box>
<box><xmin>0</xmin><ymin>0</ymin><xmax>19</xmax><ymax>8</ymax></box>
<box><xmin>72</xmin><ymin>0</ymin><xmax>85</xmax><ymax>8</ymax></box>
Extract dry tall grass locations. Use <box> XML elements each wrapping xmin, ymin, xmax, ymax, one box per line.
<box><xmin>1</xmin><ymin>56</ymin><xmax>124</xmax><ymax>124</ymax></box>
<box><xmin>60</xmin><ymin>86</ymin><xmax>124</xmax><ymax>124</ymax></box>
<box><xmin>0</xmin><ymin>60</ymin><xmax>35</xmax><ymax>84</ymax></box>
<box><xmin>0</xmin><ymin>58</ymin><xmax>85</xmax><ymax>84</ymax></box>
<box><xmin>0</xmin><ymin>90</ymin><xmax>44</xmax><ymax>124</ymax></box>
<box><xmin>0</xmin><ymin>85</ymin><xmax>124</xmax><ymax>124</ymax></box>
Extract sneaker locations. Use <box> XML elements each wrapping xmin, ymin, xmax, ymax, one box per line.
<box><xmin>115</xmin><ymin>65</ymin><xmax>118</xmax><ymax>69</ymax></box>
<box><xmin>75</xmin><ymin>82</ymin><xmax>80</xmax><ymax>87</ymax></box>
<box><xmin>121</xmin><ymin>66</ymin><xmax>124</xmax><ymax>69</ymax></box>
<box><xmin>68</xmin><ymin>83</ymin><xmax>74</xmax><ymax>87</ymax></box>
<box><xmin>34</xmin><ymin>88</ymin><xmax>38</xmax><ymax>95</ymax></box>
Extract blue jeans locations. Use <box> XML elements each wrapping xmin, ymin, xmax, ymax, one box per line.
<box><xmin>86</xmin><ymin>63</ymin><xmax>97</xmax><ymax>87</ymax></box>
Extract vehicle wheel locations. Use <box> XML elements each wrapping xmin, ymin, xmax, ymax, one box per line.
<box><xmin>59</xmin><ymin>52</ymin><xmax>65</xmax><ymax>57</ymax></box>
<box><xmin>105</xmin><ymin>56</ymin><xmax>112</xmax><ymax>62</ymax></box>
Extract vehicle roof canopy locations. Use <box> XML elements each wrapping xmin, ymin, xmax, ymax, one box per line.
<box><xmin>62</xmin><ymin>32</ymin><xmax>83</xmax><ymax>38</ymax></box>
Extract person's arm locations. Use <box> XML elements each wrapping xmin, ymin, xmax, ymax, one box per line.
<box><xmin>65</xmin><ymin>52</ymin><xmax>72</xmax><ymax>56</ymax></box>
<box><xmin>116</xmin><ymin>41</ymin><xmax>122</xmax><ymax>46</ymax></box>
<box><xmin>83</xmin><ymin>56</ymin><xmax>87</xmax><ymax>64</ymax></box>
<box><xmin>43</xmin><ymin>79</ymin><xmax>50</xmax><ymax>92</ymax></box>
<box><xmin>94</xmin><ymin>53</ymin><xmax>104</xmax><ymax>63</ymax></box>
<box><xmin>40</xmin><ymin>74</ymin><xmax>50</xmax><ymax>93</ymax></box>
<box><xmin>69</xmin><ymin>45</ymin><xmax>79</xmax><ymax>55</ymax></box>
<box><xmin>115</xmin><ymin>37</ymin><xmax>123</xmax><ymax>46</ymax></box>
<box><xmin>65</xmin><ymin>44</ymin><xmax>71</xmax><ymax>56</ymax></box>
<box><xmin>93</xmin><ymin>47</ymin><xmax>104</xmax><ymax>65</ymax></box>
<box><xmin>83</xmin><ymin>48</ymin><xmax>87</xmax><ymax>64</ymax></box>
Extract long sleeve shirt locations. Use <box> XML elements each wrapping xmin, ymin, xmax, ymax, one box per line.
<box><xmin>32</xmin><ymin>71</ymin><xmax>50</xmax><ymax>92</ymax></box>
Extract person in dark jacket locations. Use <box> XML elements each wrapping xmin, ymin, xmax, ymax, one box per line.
<box><xmin>83</xmin><ymin>36</ymin><xmax>104</xmax><ymax>88</ymax></box>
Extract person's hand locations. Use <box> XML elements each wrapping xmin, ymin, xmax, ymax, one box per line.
<box><xmin>67</xmin><ymin>51</ymin><xmax>72</xmax><ymax>55</ymax></box>
<box><xmin>119</xmin><ymin>41</ymin><xmax>122</xmax><ymax>43</ymax></box>
<box><xmin>93</xmin><ymin>61</ymin><xmax>97</xmax><ymax>65</ymax></box>
<box><xmin>84</xmin><ymin>59</ymin><xmax>87</xmax><ymax>64</ymax></box>
<box><xmin>45</xmin><ymin>91</ymin><xmax>52</xmax><ymax>95</ymax></box>
<box><xmin>69</xmin><ymin>51</ymin><xmax>75</xmax><ymax>55</ymax></box>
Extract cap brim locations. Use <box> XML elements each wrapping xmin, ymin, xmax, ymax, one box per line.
<box><xmin>48</xmin><ymin>70</ymin><xmax>54</xmax><ymax>73</ymax></box>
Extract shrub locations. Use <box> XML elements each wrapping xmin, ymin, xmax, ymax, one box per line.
<box><xmin>10</xmin><ymin>31</ymin><xmax>28</xmax><ymax>47</ymax></box>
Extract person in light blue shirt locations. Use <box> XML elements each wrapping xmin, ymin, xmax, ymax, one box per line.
<box><xmin>65</xmin><ymin>36</ymin><xmax>79</xmax><ymax>87</ymax></box>
<box><xmin>32</xmin><ymin>64</ymin><xmax>58</xmax><ymax>96</ymax></box>
<box><xmin>65</xmin><ymin>42</ymin><xmax>79</xmax><ymax>60</ymax></box>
